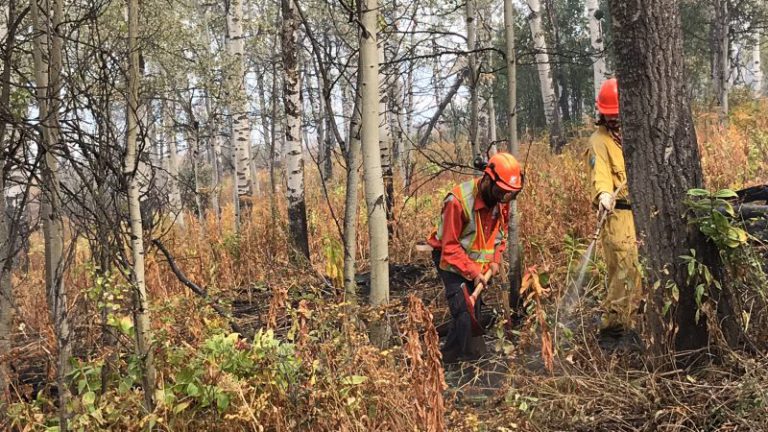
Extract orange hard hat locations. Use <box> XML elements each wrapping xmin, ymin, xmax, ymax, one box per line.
<box><xmin>484</xmin><ymin>152</ymin><xmax>523</xmax><ymax>192</ymax></box>
<box><xmin>596</xmin><ymin>78</ymin><xmax>619</xmax><ymax>115</ymax></box>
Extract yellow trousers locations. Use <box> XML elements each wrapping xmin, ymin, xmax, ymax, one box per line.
<box><xmin>600</xmin><ymin>209</ymin><xmax>643</xmax><ymax>330</ymax></box>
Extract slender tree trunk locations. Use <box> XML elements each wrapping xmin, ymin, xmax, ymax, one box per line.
<box><xmin>202</xmin><ymin>103</ymin><xmax>222</xmax><ymax>231</ymax></box>
<box><xmin>609</xmin><ymin>0</ymin><xmax>715</xmax><ymax>355</ymax></box>
<box><xmin>487</xmin><ymin>92</ymin><xmax>497</xmax><ymax>154</ymax></box>
<box><xmin>257</xmin><ymin>70</ymin><xmax>272</xmax><ymax>167</ymax></box>
<box><xmin>585</xmin><ymin>0</ymin><xmax>607</xmax><ymax>103</ymax></box>
<box><xmin>360</xmin><ymin>0</ymin><xmax>389</xmax><ymax>307</ymax></box>
<box><xmin>0</xmin><ymin>170</ymin><xmax>9</xmax><ymax>405</ymax></box>
<box><xmin>127</xmin><ymin>0</ymin><xmax>155</xmax><ymax>410</ymax></box>
<box><xmin>505</xmin><ymin>0</ymin><xmax>523</xmax><ymax>315</ymax></box>
<box><xmin>431</xmin><ymin>39</ymin><xmax>443</xmax><ymax>107</ymax></box>
<box><xmin>189</xmin><ymin>127</ymin><xmax>206</xmax><ymax>233</ymax></box>
<box><xmin>525</xmin><ymin>0</ymin><xmax>562</xmax><ymax>152</ymax></box>
<box><xmin>270</xmin><ymin>63</ymin><xmax>281</xmax><ymax>226</ymax></box>
<box><xmin>390</xmin><ymin>75</ymin><xmax>406</xmax><ymax>185</ymax></box>
<box><xmin>377</xmin><ymin>45</ymin><xmax>395</xmax><ymax>238</ymax></box>
<box><xmin>712</xmin><ymin>0</ymin><xmax>729</xmax><ymax>125</ymax></box>
<box><xmin>164</xmin><ymin>103</ymin><xmax>185</xmax><ymax>227</ymax></box>
<box><xmin>32</xmin><ymin>0</ymin><xmax>71</xmax><ymax>426</ymax></box>
<box><xmin>466</xmin><ymin>0</ymin><xmax>480</xmax><ymax>158</ymax></box>
<box><xmin>404</xmin><ymin>35</ymin><xmax>415</xmax><ymax>191</ymax></box>
<box><xmin>341</xmin><ymin>73</ymin><xmax>353</xmax><ymax>145</ymax></box>
<box><xmin>226</xmin><ymin>0</ymin><xmax>252</xmax><ymax>209</ymax></box>
<box><xmin>0</xmin><ymin>0</ymin><xmax>16</xmax><ymax>405</ymax></box>
<box><xmin>321</xmin><ymin>40</ymin><xmax>334</xmax><ymax>180</ymax></box>
<box><xmin>282</xmin><ymin>0</ymin><xmax>310</xmax><ymax>262</ymax></box>
<box><xmin>343</xmin><ymin>75</ymin><xmax>362</xmax><ymax>301</ymax></box>
<box><xmin>751</xmin><ymin>30</ymin><xmax>763</xmax><ymax>97</ymax></box>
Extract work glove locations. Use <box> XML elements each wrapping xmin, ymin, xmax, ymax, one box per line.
<box><xmin>598</xmin><ymin>191</ymin><xmax>615</xmax><ymax>215</ymax></box>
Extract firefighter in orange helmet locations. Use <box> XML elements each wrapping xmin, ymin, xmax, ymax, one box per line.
<box><xmin>588</xmin><ymin>78</ymin><xmax>643</xmax><ymax>342</ymax></box>
<box><xmin>427</xmin><ymin>152</ymin><xmax>523</xmax><ymax>362</ymax></box>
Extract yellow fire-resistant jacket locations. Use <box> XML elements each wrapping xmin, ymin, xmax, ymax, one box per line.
<box><xmin>588</xmin><ymin>126</ymin><xmax>630</xmax><ymax>203</ymax></box>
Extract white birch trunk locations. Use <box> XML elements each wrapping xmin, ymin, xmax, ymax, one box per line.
<box><xmin>361</xmin><ymin>0</ymin><xmax>389</xmax><ymax>306</ymax></box>
<box><xmin>226</xmin><ymin>0</ymin><xmax>252</xmax><ymax>201</ymax></box>
<box><xmin>32</xmin><ymin>0</ymin><xmax>71</xmax><ymax>426</ymax></box>
<box><xmin>751</xmin><ymin>30</ymin><xmax>763</xmax><ymax>97</ymax></box>
<box><xmin>164</xmin><ymin>103</ymin><xmax>185</xmax><ymax>227</ymax></box>
<box><xmin>282</xmin><ymin>0</ymin><xmax>310</xmax><ymax>261</ymax></box>
<box><xmin>585</xmin><ymin>0</ymin><xmax>607</xmax><ymax>102</ymax></box>
<box><xmin>127</xmin><ymin>0</ymin><xmax>155</xmax><ymax>410</ymax></box>
<box><xmin>525</xmin><ymin>0</ymin><xmax>557</xmax><ymax>127</ymax></box>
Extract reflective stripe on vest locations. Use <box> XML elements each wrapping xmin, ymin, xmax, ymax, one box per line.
<box><xmin>435</xmin><ymin>180</ymin><xmax>501</xmax><ymax>267</ymax></box>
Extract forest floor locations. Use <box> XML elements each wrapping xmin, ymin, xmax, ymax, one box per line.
<box><xmin>5</xmin><ymin>104</ymin><xmax>768</xmax><ymax>430</ymax></box>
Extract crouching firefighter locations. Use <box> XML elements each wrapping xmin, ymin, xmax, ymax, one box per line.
<box><xmin>427</xmin><ymin>152</ymin><xmax>523</xmax><ymax>363</ymax></box>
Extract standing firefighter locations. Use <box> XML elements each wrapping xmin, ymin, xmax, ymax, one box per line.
<box><xmin>588</xmin><ymin>78</ymin><xmax>643</xmax><ymax>341</ymax></box>
<box><xmin>428</xmin><ymin>152</ymin><xmax>523</xmax><ymax>362</ymax></box>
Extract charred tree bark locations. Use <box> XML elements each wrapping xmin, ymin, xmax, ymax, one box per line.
<box><xmin>609</xmin><ymin>0</ymin><xmax>719</xmax><ymax>356</ymax></box>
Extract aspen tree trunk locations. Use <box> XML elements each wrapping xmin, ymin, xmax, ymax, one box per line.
<box><xmin>390</xmin><ymin>75</ymin><xmax>406</xmax><ymax>183</ymax></box>
<box><xmin>226</xmin><ymin>0</ymin><xmax>252</xmax><ymax>208</ymax></box>
<box><xmin>431</xmin><ymin>39</ymin><xmax>443</xmax><ymax>108</ymax></box>
<box><xmin>270</xmin><ymin>63</ymin><xmax>281</xmax><ymax>226</ymax></box>
<box><xmin>250</xmin><ymin>149</ymin><xmax>260</xmax><ymax>197</ymax></box>
<box><xmin>321</xmin><ymin>41</ymin><xmax>334</xmax><ymax>180</ymax></box>
<box><xmin>164</xmin><ymin>103</ymin><xmax>185</xmax><ymax>227</ymax></box>
<box><xmin>404</xmin><ymin>36</ymin><xmax>415</xmax><ymax>191</ymax></box>
<box><xmin>505</xmin><ymin>0</ymin><xmax>523</xmax><ymax>315</ymax></box>
<box><xmin>189</xmin><ymin>128</ymin><xmax>206</xmax><ymax>233</ymax></box>
<box><xmin>342</xmin><ymin>73</ymin><xmax>353</xmax><ymax>145</ymax></box>
<box><xmin>343</xmin><ymin>79</ymin><xmax>362</xmax><ymax>300</ymax></box>
<box><xmin>200</xmin><ymin>4</ymin><xmax>221</xmax><ymax>229</ymax></box>
<box><xmin>282</xmin><ymin>0</ymin><xmax>310</xmax><ymax>262</ymax></box>
<box><xmin>360</xmin><ymin>0</ymin><xmax>389</xmax><ymax>307</ymax></box>
<box><xmin>208</xmin><ymin>130</ymin><xmax>222</xmax><ymax>229</ymax></box>
<box><xmin>32</xmin><ymin>0</ymin><xmax>71</xmax><ymax>426</ymax></box>
<box><xmin>377</xmin><ymin>45</ymin><xmax>395</xmax><ymax>237</ymax></box>
<box><xmin>525</xmin><ymin>0</ymin><xmax>562</xmax><ymax>152</ymax></box>
<box><xmin>230</xmin><ymin>121</ymin><xmax>241</xmax><ymax>234</ymax></box>
<box><xmin>0</xmin><ymin>0</ymin><xmax>15</xmax><ymax>405</ymax></box>
<box><xmin>609</xmin><ymin>0</ymin><xmax>717</xmax><ymax>354</ymax></box>
<box><xmin>712</xmin><ymin>0</ymin><xmax>729</xmax><ymax>125</ymax></box>
<box><xmin>466</xmin><ymin>0</ymin><xmax>480</xmax><ymax>158</ymax></box>
<box><xmin>585</xmin><ymin>0</ymin><xmax>607</xmax><ymax>102</ymax></box>
<box><xmin>487</xmin><ymin>92</ymin><xmax>497</xmax><ymax>154</ymax></box>
<box><xmin>751</xmin><ymin>30</ymin><xmax>762</xmax><ymax>97</ymax></box>
<box><xmin>256</xmin><ymin>68</ymin><xmax>272</xmax><ymax>203</ymax></box>
<box><xmin>0</xmin><ymin>160</ymin><xmax>10</xmax><ymax>405</ymax></box>
<box><xmin>257</xmin><ymin>70</ymin><xmax>272</xmax><ymax>165</ymax></box>
<box><xmin>127</xmin><ymin>0</ymin><xmax>155</xmax><ymax>410</ymax></box>
<box><xmin>205</xmin><ymin>97</ymin><xmax>221</xmax><ymax>232</ymax></box>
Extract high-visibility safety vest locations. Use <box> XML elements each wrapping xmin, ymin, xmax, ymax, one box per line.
<box><xmin>434</xmin><ymin>180</ymin><xmax>506</xmax><ymax>274</ymax></box>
